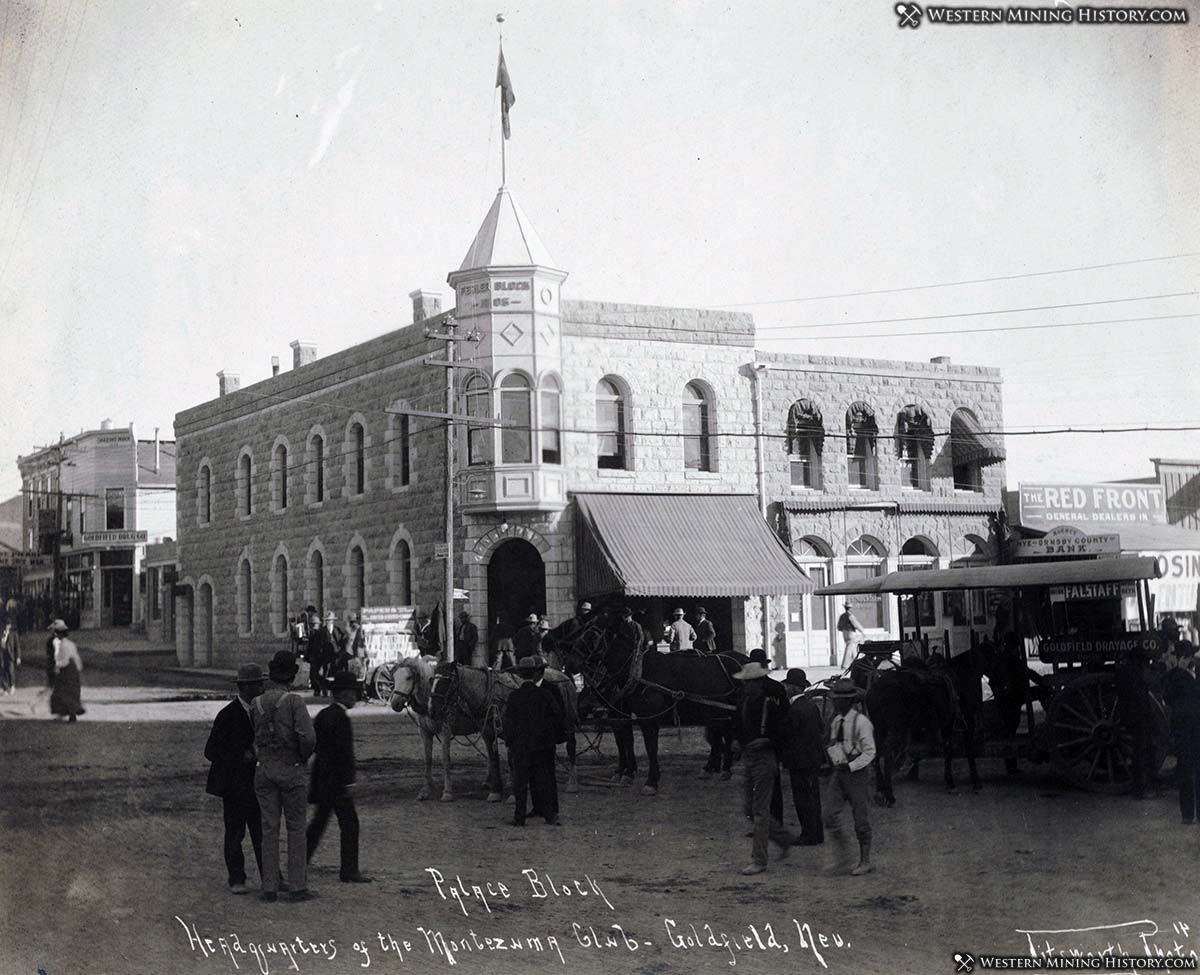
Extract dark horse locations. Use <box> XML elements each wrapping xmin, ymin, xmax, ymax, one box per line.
<box><xmin>548</xmin><ymin>610</ymin><xmax>745</xmax><ymax>796</ymax></box>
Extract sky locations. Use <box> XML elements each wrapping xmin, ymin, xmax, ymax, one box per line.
<box><xmin>0</xmin><ymin>0</ymin><xmax>1197</xmax><ymax>500</ymax></box>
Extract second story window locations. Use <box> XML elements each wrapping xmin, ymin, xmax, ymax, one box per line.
<box><xmin>398</xmin><ymin>414</ymin><xmax>411</xmax><ymax>486</ymax></box>
<box><xmin>198</xmin><ymin>464</ymin><xmax>211</xmax><ymax>524</ymax></box>
<box><xmin>596</xmin><ymin>378</ymin><xmax>627</xmax><ymax>470</ymax></box>
<box><xmin>464</xmin><ymin>376</ymin><xmax>493</xmax><ymax>467</ymax></box>
<box><xmin>896</xmin><ymin>405</ymin><xmax>933</xmax><ymax>492</ymax></box>
<box><xmin>787</xmin><ymin>399</ymin><xmax>824</xmax><ymax>489</ymax></box>
<box><xmin>311</xmin><ymin>434</ymin><xmax>325</xmax><ymax>502</ymax></box>
<box><xmin>238</xmin><ymin>451</ymin><xmax>253</xmax><ymax>516</ymax></box>
<box><xmin>105</xmin><ymin>487</ymin><xmax>125</xmax><ymax>530</ymax></box>
<box><xmin>950</xmin><ymin>407</ymin><xmax>1003</xmax><ymax>492</ymax></box>
<box><xmin>273</xmin><ymin>443</ymin><xmax>288</xmax><ymax>510</ymax></box>
<box><xmin>683</xmin><ymin>382</ymin><xmax>712</xmax><ymax>472</ymax></box>
<box><xmin>846</xmin><ymin>402</ymin><xmax>879</xmax><ymax>490</ymax></box>
<box><xmin>351</xmin><ymin>422</ymin><xmax>365</xmax><ymax>494</ymax></box>
<box><xmin>540</xmin><ymin>376</ymin><xmax>561</xmax><ymax>465</ymax></box>
<box><xmin>500</xmin><ymin>374</ymin><xmax>533</xmax><ymax>464</ymax></box>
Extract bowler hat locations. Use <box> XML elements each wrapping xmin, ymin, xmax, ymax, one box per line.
<box><xmin>783</xmin><ymin>668</ymin><xmax>810</xmax><ymax>690</ymax></box>
<box><xmin>830</xmin><ymin>677</ymin><xmax>860</xmax><ymax>700</ymax></box>
<box><xmin>748</xmin><ymin>647</ymin><xmax>770</xmax><ymax>667</ymax></box>
<box><xmin>330</xmin><ymin>671</ymin><xmax>360</xmax><ymax>692</ymax></box>
<box><xmin>733</xmin><ymin>661</ymin><xmax>770</xmax><ymax>681</ymax></box>
<box><xmin>696</xmin><ymin>606</ymin><xmax>708</xmax><ymax>616</ymax></box>
<box><xmin>268</xmin><ymin>650</ymin><xmax>299</xmax><ymax>682</ymax></box>
<box><xmin>672</xmin><ymin>608</ymin><xmax>685</xmax><ymax>617</ymax></box>
<box><xmin>525</xmin><ymin>613</ymin><xmax>539</xmax><ymax>624</ymax></box>
<box><xmin>507</xmin><ymin>655</ymin><xmax>546</xmax><ymax>677</ymax></box>
<box><xmin>233</xmin><ymin>663</ymin><xmax>266</xmax><ymax>685</ymax></box>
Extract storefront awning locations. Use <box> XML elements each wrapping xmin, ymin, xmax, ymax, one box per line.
<box><xmin>574</xmin><ymin>493</ymin><xmax>813</xmax><ymax>599</ymax></box>
<box><xmin>951</xmin><ymin>410</ymin><xmax>1006</xmax><ymax>468</ymax></box>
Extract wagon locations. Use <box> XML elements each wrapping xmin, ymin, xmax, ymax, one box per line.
<box><xmin>815</xmin><ymin>556</ymin><xmax>1169</xmax><ymax>794</ymax></box>
<box><xmin>356</xmin><ymin>607</ymin><xmax>422</xmax><ymax>704</ymax></box>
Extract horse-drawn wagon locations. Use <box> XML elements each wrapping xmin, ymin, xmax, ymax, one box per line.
<box><xmin>815</xmin><ymin>555</ymin><xmax>1170</xmax><ymax>796</ymax></box>
<box><xmin>356</xmin><ymin>606</ymin><xmax>422</xmax><ymax>703</ymax></box>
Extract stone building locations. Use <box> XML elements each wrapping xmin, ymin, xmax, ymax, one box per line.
<box><xmin>173</xmin><ymin>187</ymin><xmax>1005</xmax><ymax>668</ymax></box>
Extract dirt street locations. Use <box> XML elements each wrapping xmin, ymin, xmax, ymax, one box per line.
<box><xmin>2</xmin><ymin>662</ymin><xmax>1198</xmax><ymax>975</ymax></box>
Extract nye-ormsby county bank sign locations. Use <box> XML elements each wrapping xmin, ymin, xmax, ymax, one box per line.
<box><xmin>1018</xmin><ymin>483</ymin><xmax>1167</xmax><ymax>528</ymax></box>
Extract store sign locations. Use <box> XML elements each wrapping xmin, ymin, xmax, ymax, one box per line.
<box><xmin>1039</xmin><ymin>634</ymin><xmax>1161</xmax><ymax>663</ymax></box>
<box><xmin>1019</xmin><ymin>482</ymin><xmax>1166</xmax><ymax>527</ymax></box>
<box><xmin>1141</xmin><ymin>550</ymin><xmax>1200</xmax><ymax>613</ymax></box>
<box><xmin>1012</xmin><ymin>526</ymin><xmax>1121</xmax><ymax>559</ymax></box>
<box><xmin>81</xmin><ymin>530</ymin><xmax>148</xmax><ymax>546</ymax></box>
<box><xmin>1049</xmin><ymin>581</ymin><xmax>1136</xmax><ymax>603</ymax></box>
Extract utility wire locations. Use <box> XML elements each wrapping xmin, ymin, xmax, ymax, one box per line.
<box><xmin>707</xmin><ymin>252</ymin><xmax>1200</xmax><ymax>308</ymax></box>
<box><xmin>758</xmin><ymin>312</ymin><xmax>1199</xmax><ymax>341</ymax></box>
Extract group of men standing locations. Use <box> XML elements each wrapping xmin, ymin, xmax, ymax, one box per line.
<box><xmin>291</xmin><ymin>607</ymin><xmax>367</xmax><ymax>697</ymax></box>
<box><xmin>204</xmin><ymin>649</ymin><xmax>372</xmax><ymax>902</ymax></box>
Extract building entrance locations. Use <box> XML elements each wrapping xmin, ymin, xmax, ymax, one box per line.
<box><xmin>102</xmin><ymin>569</ymin><xmax>133</xmax><ymax>627</ymax></box>
<box><xmin>487</xmin><ymin>540</ymin><xmax>546</xmax><ymax>635</ymax></box>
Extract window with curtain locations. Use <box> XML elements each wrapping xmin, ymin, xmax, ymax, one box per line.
<box><xmin>683</xmin><ymin>382</ymin><xmax>712</xmax><ymax>472</ymax></box>
<box><xmin>539</xmin><ymin>376</ymin><xmax>562</xmax><ymax>465</ymax></box>
<box><xmin>846</xmin><ymin>402</ymin><xmax>879</xmax><ymax>490</ymax></box>
<box><xmin>787</xmin><ymin>399</ymin><xmax>824</xmax><ymax>489</ymax></box>
<box><xmin>896</xmin><ymin>405</ymin><xmax>933</xmax><ymax>492</ymax></box>
<box><xmin>464</xmin><ymin>376</ymin><xmax>493</xmax><ymax>467</ymax></box>
<box><xmin>500</xmin><ymin>374</ymin><xmax>532</xmax><ymax>464</ymax></box>
<box><xmin>596</xmin><ymin>378</ymin><xmax>627</xmax><ymax>470</ymax></box>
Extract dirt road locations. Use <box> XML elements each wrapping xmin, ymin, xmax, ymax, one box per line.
<box><xmin>1</xmin><ymin>671</ymin><xmax>1197</xmax><ymax>975</ymax></box>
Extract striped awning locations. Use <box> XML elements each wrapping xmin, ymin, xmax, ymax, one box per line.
<box><xmin>951</xmin><ymin>411</ymin><xmax>1006</xmax><ymax>468</ymax></box>
<box><xmin>574</xmin><ymin>493</ymin><xmax>813</xmax><ymax>599</ymax></box>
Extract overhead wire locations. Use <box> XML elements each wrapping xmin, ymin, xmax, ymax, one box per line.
<box><xmin>0</xmin><ymin>0</ymin><xmax>49</xmax><ymax>240</ymax></box>
<box><xmin>756</xmin><ymin>312</ymin><xmax>1199</xmax><ymax>341</ymax></box>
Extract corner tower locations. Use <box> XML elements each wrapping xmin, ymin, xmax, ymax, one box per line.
<box><xmin>447</xmin><ymin>188</ymin><xmax>569</xmax><ymax>513</ymax></box>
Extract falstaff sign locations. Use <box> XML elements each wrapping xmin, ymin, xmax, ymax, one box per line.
<box><xmin>1018</xmin><ymin>482</ymin><xmax>1166</xmax><ymax>527</ymax></box>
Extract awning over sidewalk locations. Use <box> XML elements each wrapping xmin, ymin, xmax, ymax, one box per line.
<box><xmin>950</xmin><ymin>410</ymin><xmax>1006</xmax><ymax>468</ymax></box>
<box><xmin>574</xmin><ymin>493</ymin><xmax>813</xmax><ymax>599</ymax></box>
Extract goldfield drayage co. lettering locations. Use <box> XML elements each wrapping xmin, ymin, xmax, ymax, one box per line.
<box><xmin>924</xmin><ymin>5</ymin><xmax>1188</xmax><ymax>23</ymax></box>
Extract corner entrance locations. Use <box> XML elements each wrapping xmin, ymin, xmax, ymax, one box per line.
<box><xmin>487</xmin><ymin>539</ymin><xmax>546</xmax><ymax>632</ymax></box>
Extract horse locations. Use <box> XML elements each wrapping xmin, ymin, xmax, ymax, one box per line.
<box><xmin>549</xmin><ymin>610</ymin><xmax>745</xmax><ymax>796</ymax></box>
<box><xmin>387</xmin><ymin>656</ymin><xmax>578</xmax><ymax>802</ymax></box>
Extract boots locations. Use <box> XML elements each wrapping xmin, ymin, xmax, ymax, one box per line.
<box><xmin>828</xmin><ymin>826</ymin><xmax>852</xmax><ymax>875</ymax></box>
<box><xmin>850</xmin><ymin>840</ymin><xmax>873</xmax><ymax>876</ymax></box>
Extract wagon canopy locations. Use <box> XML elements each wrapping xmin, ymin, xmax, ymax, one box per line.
<box><xmin>574</xmin><ymin>492</ymin><xmax>814</xmax><ymax>599</ymax></box>
<box><xmin>812</xmin><ymin>556</ymin><xmax>1161</xmax><ymax>596</ymax></box>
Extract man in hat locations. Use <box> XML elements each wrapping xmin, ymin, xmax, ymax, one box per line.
<box><xmin>253</xmin><ymin>651</ymin><xmax>317</xmax><ymax>902</ymax></box>
<box><xmin>307</xmin><ymin>672</ymin><xmax>373</xmax><ymax>884</ymax></box>
<box><xmin>513</xmin><ymin>613</ymin><xmax>544</xmax><ymax>659</ymax></box>
<box><xmin>734</xmin><ymin>657</ymin><xmax>795</xmax><ymax>874</ymax></box>
<box><xmin>615</xmin><ymin>606</ymin><xmax>643</xmax><ymax>656</ymax></box>
<box><xmin>1116</xmin><ymin>647</ymin><xmax>1156</xmax><ymax>799</ymax></box>
<box><xmin>1162</xmin><ymin>641</ymin><xmax>1200</xmax><ymax>823</ymax></box>
<box><xmin>668</xmin><ymin>609</ymin><xmax>696</xmax><ymax>653</ymax></box>
<box><xmin>695</xmin><ymin>608</ymin><xmax>717</xmax><ymax>654</ymax></box>
<box><xmin>307</xmin><ymin>611</ymin><xmax>344</xmax><ymax>697</ymax></box>
<box><xmin>490</xmin><ymin>613</ymin><xmax>516</xmax><ymax>671</ymax></box>
<box><xmin>414</xmin><ymin>612</ymin><xmax>435</xmax><ymax>656</ymax></box>
<box><xmin>837</xmin><ymin>603</ymin><xmax>866</xmax><ymax>670</ymax></box>
<box><xmin>454</xmin><ymin>610</ymin><xmax>479</xmax><ymax>666</ymax></box>
<box><xmin>205</xmin><ymin>663</ymin><xmax>268</xmax><ymax>895</ymax></box>
<box><xmin>561</xmin><ymin>601</ymin><xmax>593</xmax><ymax>644</ymax></box>
<box><xmin>779</xmin><ymin>669</ymin><xmax>824</xmax><ymax>846</ymax></box>
<box><xmin>502</xmin><ymin>656</ymin><xmax>564</xmax><ymax>826</ymax></box>
<box><xmin>824</xmin><ymin>678</ymin><xmax>876</xmax><ymax>875</ymax></box>
<box><xmin>1</xmin><ymin>616</ymin><xmax>20</xmax><ymax>695</ymax></box>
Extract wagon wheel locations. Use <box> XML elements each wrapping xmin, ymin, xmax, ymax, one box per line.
<box><xmin>370</xmin><ymin>663</ymin><xmax>398</xmax><ymax>706</ymax></box>
<box><xmin>1046</xmin><ymin>674</ymin><xmax>1167</xmax><ymax>794</ymax></box>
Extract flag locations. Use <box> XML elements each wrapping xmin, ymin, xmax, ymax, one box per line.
<box><xmin>496</xmin><ymin>46</ymin><xmax>515</xmax><ymax>139</ymax></box>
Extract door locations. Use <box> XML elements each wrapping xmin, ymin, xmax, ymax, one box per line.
<box><xmin>802</xmin><ymin>563</ymin><xmax>833</xmax><ymax>666</ymax></box>
<box><xmin>487</xmin><ymin>540</ymin><xmax>546</xmax><ymax>635</ymax></box>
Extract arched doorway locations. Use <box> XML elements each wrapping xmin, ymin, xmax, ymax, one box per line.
<box><xmin>487</xmin><ymin>539</ymin><xmax>546</xmax><ymax>634</ymax></box>
<box><xmin>197</xmin><ymin>582</ymin><xmax>214</xmax><ymax>666</ymax></box>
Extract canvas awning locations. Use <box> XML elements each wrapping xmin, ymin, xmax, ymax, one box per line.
<box><xmin>574</xmin><ymin>493</ymin><xmax>813</xmax><ymax>599</ymax></box>
<box><xmin>950</xmin><ymin>410</ymin><xmax>1006</xmax><ymax>468</ymax></box>
<box><xmin>813</xmin><ymin>556</ymin><xmax>1161</xmax><ymax>596</ymax></box>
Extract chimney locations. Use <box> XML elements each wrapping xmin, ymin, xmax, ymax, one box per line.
<box><xmin>154</xmin><ymin>427</ymin><xmax>160</xmax><ymax>472</ymax></box>
<box><xmin>290</xmin><ymin>340</ymin><xmax>317</xmax><ymax>369</ymax></box>
<box><xmin>100</xmin><ymin>418</ymin><xmax>112</xmax><ymax>431</ymax></box>
<box><xmin>409</xmin><ymin>289</ymin><xmax>442</xmax><ymax>325</ymax></box>
<box><xmin>217</xmin><ymin>370</ymin><xmax>241</xmax><ymax>397</ymax></box>
<box><xmin>930</xmin><ymin>356</ymin><xmax>952</xmax><ymax>365</ymax></box>
<box><xmin>271</xmin><ymin>355</ymin><xmax>280</xmax><ymax>377</ymax></box>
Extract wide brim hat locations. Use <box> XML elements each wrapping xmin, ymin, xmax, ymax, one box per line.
<box><xmin>322</xmin><ymin>611</ymin><xmax>337</xmax><ymax>623</ymax></box>
<box><xmin>48</xmin><ymin>619</ymin><xmax>69</xmax><ymax>632</ymax></box>
<box><xmin>507</xmin><ymin>655</ymin><xmax>547</xmax><ymax>676</ymax></box>
<box><xmin>579</xmin><ymin>602</ymin><xmax>592</xmax><ymax>611</ymax></box>
<box><xmin>330</xmin><ymin>671</ymin><xmax>360</xmax><ymax>692</ymax></box>
<box><xmin>748</xmin><ymin>647</ymin><xmax>770</xmax><ymax>667</ymax></box>
<box><xmin>830</xmin><ymin>677</ymin><xmax>861</xmax><ymax>699</ymax></box>
<box><xmin>268</xmin><ymin>650</ymin><xmax>299</xmax><ymax>682</ymax></box>
<box><xmin>524</xmin><ymin>613</ymin><xmax>539</xmax><ymax>624</ymax></box>
<box><xmin>733</xmin><ymin>662</ymin><xmax>770</xmax><ymax>680</ymax></box>
<box><xmin>783</xmin><ymin>668</ymin><xmax>810</xmax><ymax>690</ymax></box>
<box><xmin>538</xmin><ymin>618</ymin><xmax>551</xmax><ymax>631</ymax></box>
<box><xmin>233</xmin><ymin>663</ymin><xmax>266</xmax><ymax>685</ymax></box>
<box><xmin>672</xmin><ymin>608</ymin><xmax>685</xmax><ymax>617</ymax></box>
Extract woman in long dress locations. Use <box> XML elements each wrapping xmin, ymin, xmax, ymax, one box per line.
<box><xmin>48</xmin><ymin>619</ymin><xmax>85</xmax><ymax>722</ymax></box>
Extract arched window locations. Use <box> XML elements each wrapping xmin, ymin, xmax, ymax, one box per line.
<box><xmin>464</xmin><ymin>376</ymin><xmax>493</xmax><ymax>467</ymax></box>
<box><xmin>950</xmin><ymin>407</ymin><xmax>1004</xmax><ymax>493</ymax></box>
<box><xmin>351</xmin><ymin>422</ymin><xmax>365</xmax><ymax>494</ymax></box>
<box><xmin>846</xmin><ymin>402</ymin><xmax>879</xmax><ymax>490</ymax></box>
<box><xmin>899</xmin><ymin>536</ymin><xmax>938</xmax><ymax>628</ymax></box>
<box><xmin>238</xmin><ymin>452</ymin><xmax>253</xmax><ymax>516</ymax></box>
<box><xmin>499</xmin><ymin>374</ymin><xmax>532</xmax><ymax>464</ymax></box>
<box><xmin>397</xmin><ymin>413</ymin><xmax>411</xmax><ymax>486</ymax></box>
<box><xmin>392</xmin><ymin>539</ymin><xmax>412</xmax><ymax>605</ymax></box>
<box><xmin>308</xmin><ymin>549</ymin><xmax>324</xmax><ymax>617</ymax></box>
<box><xmin>683</xmin><ymin>382</ymin><xmax>712</xmax><ymax>472</ymax></box>
<box><xmin>795</xmin><ymin>535</ymin><xmax>834</xmax><ymax>636</ymax></box>
<box><xmin>349</xmin><ymin>545</ymin><xmax>366</xmax><ymax>612</ymax></box>
<box><xmin>309</xmin><ymin>433</ymin><xmax>325</xmax><ymax>503</ymax></box>
<box><xmin>273</xmin><ymin>553</ymin><xmax>289</xmax><ymax>634</ymax></box>
<box><xmin>596</xmin><ymin>378</ymin><xmax>627</xmax><ymax>470</ymax></box>
<box><xmin>845</xmin><ymin>535</ymin><xmax>886</xmax><ymax>629</ymax></box>
<box><xmin>197</xmin><ymin>464</ymin><xmax>211</xmax><ymax>525</ymax></box>
<box><xmin>539</xmin><ymin>375</ymin><xmax>561</xmax><ymax>465</ymax></box>
<box><xmin>238</xmin><ymin>558</ymin><xmax>253</xmax><ymax>634</ymax></box>
<box><xmin>272</xmin><ymin>442</ymin><xmax>288</xmax><ymax>510</ymax></box>
<box><xmin>896</xmin><ymin>405</ymin><xmax>933</xmax><ymax>492</ymax></box>
<box><xmin>787</xmin><ymin>399</ymin><xmax>824</xmax><ymax>489</ymax></box>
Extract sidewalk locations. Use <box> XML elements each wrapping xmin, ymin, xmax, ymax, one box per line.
<box><xmin>76</xmin><ymin>627</ymin><xmax>178</xmax><ymax>658</ymax></box>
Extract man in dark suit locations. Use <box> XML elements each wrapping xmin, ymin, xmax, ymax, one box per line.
<box><xmin>205</xmin><ymin>663</ymin><xmax>267</xmax><ymax>894</ymax></box>
<box><xmin>502</xmin><ymin>656</ymin><xmax>564</xmax><ymax>826</ymax></box>
<box><xmin>779</xmin><ymin>668</ymin><xmax>825</xmax><ymax>845</ymax></box>
<box><xmin>454</xmin><ymin>610</ymin><xmax>479</xmax><ymax>666</ymax></box>
<box><xmin>695</xmin><ymin>607</ymin><xmax>718</xmax><ymax>653</ymax></box>
<box><xmin>306</xmin><ymin>612</ymin><xmax>344</xmax><ymax>698</ymax></box>
<box><xmin>513</xmin><ymin>614</ymin><xmax>543</xmax><ymax>659</ymax></box>
<box><xmin>306</xmin><ymin>672</ymin><xmax>373</xmax><ymax>884</ymax></box>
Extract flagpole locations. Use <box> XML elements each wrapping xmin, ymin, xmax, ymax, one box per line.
<box><xmin>497</xmin><ymin>14</ymin><xmax>506</xmax><ymax>188</ymax></box>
